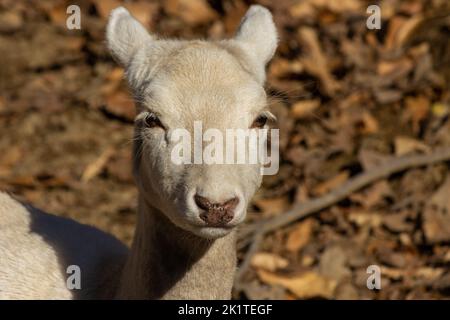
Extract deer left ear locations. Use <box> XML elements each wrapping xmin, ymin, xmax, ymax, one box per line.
<box><xmin>233</xmin><ymin>5</ymin><xmax>278</xmax><ymax>82</ymax></box>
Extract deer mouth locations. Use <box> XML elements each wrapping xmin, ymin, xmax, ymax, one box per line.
<box><xmin>183</xmin><ymin>213</ymin><xmax>242</xmax><ymax>239</ymax></box>
<box><xmin>192</xmin><ymin>225</ymin><xmax>236</xmax><ymax>239</ymax></box>
<box><xmin>184</xmin><ymin>212</ymin><xmax>245</xmax><ymax>239</ymax></box>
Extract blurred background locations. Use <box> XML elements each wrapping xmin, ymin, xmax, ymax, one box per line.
<box><xmin>0</xmin><ymin>0</ymin><xmax>450</xmax><ymax>299</ymax></box>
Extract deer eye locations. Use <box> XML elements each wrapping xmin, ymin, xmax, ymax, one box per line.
<box><xmin>250</xmin><ymin>114</ymin><xmax>268</xmax><ymax>129</ymax></box>
<box><xmin>143</xmin><ymin>113</ymin><xmax>164</xmax><ymax>129</ymax></box>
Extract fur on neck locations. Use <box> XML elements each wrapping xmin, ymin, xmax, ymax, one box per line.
<box><xmin>116</xmin><ymin>196</ymin><xmax>237</xmax><ymax>299</ymax></box>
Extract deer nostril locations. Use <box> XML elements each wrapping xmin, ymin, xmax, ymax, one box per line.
<box><xmin>194</xmin><ymin>194</ymin><xmax>211</xmax><ymax>211</ymax></box>
<box><xmin>194</xmin><ymin>195</ymin><xmax>240</xmax><ymax>226</ymax></box>
<box><xmin>222</xmin><ymin>197</ymin><xmax>239</xmax><ymax>211</ymax></box>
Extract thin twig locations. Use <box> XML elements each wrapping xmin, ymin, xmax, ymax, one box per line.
<box><xmin>234</xmin><ymin>232</ymin><xmax>264</xmax><ymax>292</ymax></box>
<box><xmin>235</xmin><ymin>147</ymin><xmax>450</xmax><ymax>289</ymax></box>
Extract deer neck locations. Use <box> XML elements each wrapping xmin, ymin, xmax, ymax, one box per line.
<box><xmin>116</xmin><ymin>195</ymin><xmax>237</xmax><ymax>299</ymax></box>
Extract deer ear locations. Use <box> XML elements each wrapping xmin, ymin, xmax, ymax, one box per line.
<box><xmin>234</xmin><ymin>5</ymin><xmax>278</xmax><ymax>76</ymax></box>
<box><xmin>106</xmin><ymin>7</ymin><xmax>152</xmax><ymax>67</ymax></box>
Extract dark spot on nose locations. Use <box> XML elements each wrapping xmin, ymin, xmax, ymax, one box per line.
<box><xmin>194</xmin><ymin>194</ymin><xmax>239</xmax><ymax>227</ymax></box>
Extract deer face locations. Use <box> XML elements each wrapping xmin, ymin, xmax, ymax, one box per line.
<box><xmin>107</xmin><ymin>6</ymin><xmax>278</xmax><ymax>239</ymax></box>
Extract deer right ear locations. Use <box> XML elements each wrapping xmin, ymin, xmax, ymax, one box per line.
<box><xmin>106</xmin><ymin>7</ymin><xmax>152</xmax><ymax>67</ymax></box>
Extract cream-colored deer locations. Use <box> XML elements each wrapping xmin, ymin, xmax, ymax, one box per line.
<box><xmin>0</xmin><ymin>5</ymin><xmax>277</xmax><ymax>299</ymax></box>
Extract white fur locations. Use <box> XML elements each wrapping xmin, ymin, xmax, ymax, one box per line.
<box><xmin>0</xmin><ymin>5</ymin><xmax>278</xmax><ymax>299</ymax></box>
<box><xmin>233</xmin><ymin>5</ymin><xmax>278</xmax><ymax>83</ymax></box>
<box><xmin>106</xmin><ymin>7</ymin><xmax>153</xmax><ymax>67</ymax></box>
<box><xmin>0</xmin><ymin>193</ymin><xmax>127</xmax><ymax>299</ymax></box>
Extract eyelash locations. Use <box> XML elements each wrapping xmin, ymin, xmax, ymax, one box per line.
<box><xmin>143</xmin><ymin>113</ymin><xmax>164</xmax><ymax>129</ymax></box>
<box><xmin>251</xmin><ymin>111</ymin><xmax>276</xmax><ymax>129</ymax></box>
<box><xmin>251</xmin><ymin>115</ymin><xmax>268</xmax><ymax>128</ymax></box>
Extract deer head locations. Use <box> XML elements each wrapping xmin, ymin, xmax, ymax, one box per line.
<box><xmin>106</xmin><ymin>5</ymin><xmax>278</xmax><ymax>239</ymax></box>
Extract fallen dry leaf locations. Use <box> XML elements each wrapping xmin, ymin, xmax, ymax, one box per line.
<box><xmin>94</xmin><ymin>0</ymin><xmax>159</xmax><ymax>27</ymax></box>
<box><xmin>164</xmin><ymin>0</ymin><xmax>217</xmax><ymax>26</ymax></box>
<box><xmin>3</xmin><ymin>175</ymin><xmax>36</xmax><ymax>188</ymax></box>
<box><xmin>423</xmin><ymin>177</ymin><xmax>450</xmax><ymax>244</ymax></box>
<box><xmin>290</xmin><ymin>99</ymin><xmax>320</xmax><ymax>119</ymax></box>
<box><xmin>269</xmin><ymin>58</ymin><xmax>304</xmax><ymax>78</ymax></box>
<box><xmin>101</xmin><ymin>67</ymin><xmax>125</xmax><ymax>97</ymax></box>
<box><xmin>381</xmin><ymin>266</ymin><xmax>444</xmax><ymax>281</ymax></box>
<box><xmin>394</xmin><ymin>136</ymin><xmax>430</xmax><ymax>156</ymax></box>
<box><xmin>257</xmin><ymin>270</ymin><xmax>337</xmax><ymax>299</ymax></box>
<box><xmin>241</xmin><ymin>280</ymin><xmax>287</xmax><ymax>300</ymax></box>
<box><xmin>0</xmin><ymin>146</ymin><xmax>22</xmax><ymax>168</ymax></box>
<box><xmin>358</xmin><ymin>149</ymin><xmax>391</xmax><ymax>171</ymax></box>
<box><xmin>350</xmin><ymin>180</ymin><xmax>393</xmax><ymax>209</ymax></box>
<box><xmin>394</xmin><ymin>15</ymin><xmax>424</xmax><ymax>49</ymax></box>
<box><xmin>286</xmin><ymin>219</ymin><xmax>314</xmax><ymax>252</ymax></box>
<box><xmin>123</xmin><ymin>2</ymin><xmax>159</xmax><ymax>28</ymax></box>
<box><xmin>93</xmin><ymin>0</ymin><xmax>121</xmax><ymax>20</ymax></box>
<box><xmin>319</xmin><ymin>245</ymin><xmax>351</xmax><ymax>282</ymax></box>
<box><xmin>348</xmin><ymin>211</ymin><xmax>382</xmax><ymax>228</ymax></box>
<box><xmin>298</xmin><ymin>27</ymin><xmax>340</xmax><ymax>96</ymax></box>
<box><xmin>404</xmin><ymin>96</ymin><xmax>430</xmax><ymax>133</ymax></box>
<box><xmin>251</xmin><ymin>252</ymin><xmax>289</xmax><ymax>272</ymax></box>
<box><xmin>47</xmin><ymin>3</ymin><xmax>67</xmax><ymax>26</ymax></box>
<box><xmin>357</xmin><ymin>111</ymin><xmax>379</xmax><ymax>134</ymax></box>
<box><xmin>222</xmin><ymin>0</ymin><xmax>247</xmax><ymax>35</ymax></box>
<box><xmin>374</xmin><ymin>89</ymin><xmax>403</xmax><ymax>104</ymax></box>
<box><xmin>444</xmin><ymin>250</ymin><xmax>450</xmax><ymax>263</ymax></box>
<box><xmin>289</xmin><ymin>1</ymin><xmax>315</xmax><ymax>19</ymax></box>
<box><xmin>294</xmin><ymin>184</ymin><xmax>309</xmax><ymax>203</ymax></box>
<box><xmin>104</xmin><ymin>89</ymin><xmax>136</xmax><ymax>121</ymax></box>
<box><xmin>301</xmin><ymin>255</ymin><xmax>315</xmax><ymax>267</ymax></box>
<box><xmin>377</xmin><ymin>247</ymin><xmax>408</xmax><ymax>268</ymax></box>
<box><xmin>385</xmin><ymin>15</ymin><xmax>424</xmax><ymax>50</ymax></box>
<box><xmin>291</xmin><ymin>0</ymin><xmax>361</xmax><ymax>17</ymax></box>
<box><xmin>254</xmin><ymin>196</ymin><xmax>290</xmax><ymax>217</ymax></box>
<box><xmin>313</xmin><ymin>171</ymin><xmax>349</xmax><ymax>196</ymax></box>
<box><xmin>383</xmin><ymin>212</ymin><xmax>413</xmax><ymax>233</ymax></box>
<box><xmin>312</xmin><ymin>0</ymin><xmax>361</xmax><ymax>13</ymax></box>
<box><xmin>334</xmin><ymin>282</ymin><xmax>359</xmax><ymax>300</ymax></box>
<box><xmin>377</xmin><ymin>58</ymin><xmax>413</xmax><ymax>77</ymax></box>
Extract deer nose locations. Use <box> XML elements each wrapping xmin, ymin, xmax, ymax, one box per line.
<box><xmin>194</xmin><ymin>194</ymin><xmax>240</xmax><ymax>227</ymax></box>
